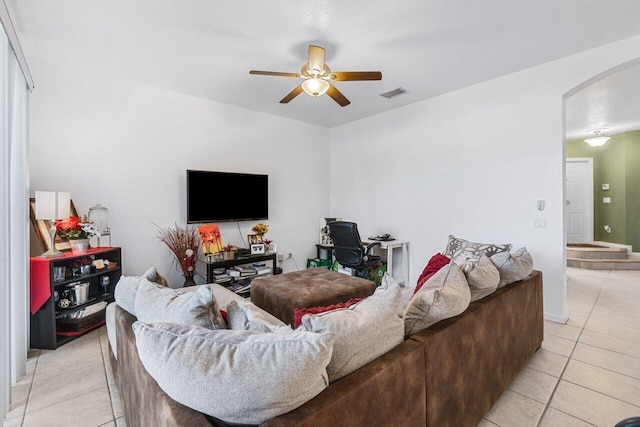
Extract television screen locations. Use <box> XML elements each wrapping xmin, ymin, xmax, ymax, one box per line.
<box><xmin>187</xmin><ymin>170</ymin><xmax>268</xmax><ymax>223</ymax></box>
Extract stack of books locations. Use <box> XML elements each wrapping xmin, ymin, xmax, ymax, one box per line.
<box><xmin>213</xmin><ymin>273</ymin><xmax>232</xmax><ymax>284</ymax></box>
<box><xmin>232</xmin><ymin>282</ymin><xmax>252</xmax><ymax>294</ymax></box>
<box><xmin>233</xmin><ymin>265</ymin><xmax>257</xmax><ymax>277</ymax></box>
<box><xmin>254</xmin><ymin>265</ymin><xmax>273</xmax><ymax>276</ymax></box>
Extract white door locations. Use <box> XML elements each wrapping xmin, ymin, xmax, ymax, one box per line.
<box><xmin>566</xmin><ymin>158</ymin><xmax>594</xmax><ymax>244</ymax></box>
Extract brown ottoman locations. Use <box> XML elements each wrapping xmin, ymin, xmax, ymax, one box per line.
<box><xmin>251</xmin><ymin>268</ymin><xmax>377</xmax><ymax>325</ymax></box>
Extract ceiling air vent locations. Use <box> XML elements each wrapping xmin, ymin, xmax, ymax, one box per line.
<box><xmin>379</xmin><ymin>87</ymin><xmax>407</xmax><ymax>99</ymax></box>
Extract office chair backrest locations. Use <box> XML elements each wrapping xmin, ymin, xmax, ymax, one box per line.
<box><xmin>328</xmin><ymin>221</ymin><xmax>366</xmax><ymax>268</ymax></box>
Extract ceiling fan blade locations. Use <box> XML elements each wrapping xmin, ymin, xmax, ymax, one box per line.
<box><xmin>331</xmin><ymin>71</ymin><xmax>382</xmax><ymax>81</ymax></box>
<box><xmin>326</xmin><ymin>84</ymin><xmax>350</xmax><ymax>107</ymax></box>
<box><xmin>308</xmin><ymin>45</ymin><xmax>325</xmax><ymax>74</ymax></box>
<box><xmin>280</xmin><ymin>85</ymin><xmax>304</xmax><ymax>104</ymax></box>
<box><xmin>250</xmin><ymin>70</ymin><xmax>300</xmax><ymax>78</ymax></box>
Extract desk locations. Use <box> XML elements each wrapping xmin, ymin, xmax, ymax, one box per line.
<box><xmin>316</xmin><ymin>240</ymin><xmax>410</xmax><ymax>286</ymax></box>
<box><xmin>364</xmin><ymin>240</ymin><xmax>410</xmax><ymax>286</ymax></box>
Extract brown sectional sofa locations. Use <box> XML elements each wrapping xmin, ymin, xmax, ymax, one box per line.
<box><xmin>109</xmin><ymin>270</ymin><xmax>543</xmax><ymax>427</ymax></box>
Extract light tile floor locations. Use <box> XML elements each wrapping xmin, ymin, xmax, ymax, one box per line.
<box><xmin>3</xmin><ymin>267</ymin><xmax>639</xmax><ymax>426</ymax></box>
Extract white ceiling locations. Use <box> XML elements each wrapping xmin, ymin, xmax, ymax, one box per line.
<box><xmin>566</xmin><ymin>61</ymin><xmax>640</xmax><ymax>139</ymax></box>
<box><xmin>8</xmin><ymin>0</ymin><xmax>640</xmax><ymax>130</ymax></box>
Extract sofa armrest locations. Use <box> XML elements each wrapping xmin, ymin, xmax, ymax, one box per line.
<box><xmin>113</xmin><ymin>304</ymin><xmax>215</xmax><ymax>427</ymax></box>
<box><xmin>262</xmin><ymin>339</ymin><xmax>426</xmax><ymax>427</ymax></box>
<box><xmin>409</xmin><ymin>270</ymin><xmax>543</xmax><ymax>427</ymax></box>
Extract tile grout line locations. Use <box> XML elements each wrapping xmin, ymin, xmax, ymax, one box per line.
<box><xmin>98</xmin><ymin>329</ymin><xmax>119</xmax><ymax>424</ymax></box>
<box><xmin>559</xmin><ymin>376</ymin><xmax>640</xmax><ymax>410</ymax></box>
<box><xmin>534</xmin><ymin>269</ymin><xmax>610</xmax><ymax>427</ymax></box>
<box><xmin>561</xmin><ymin>270</ymin><xmax>640</xmax><ymax>409</ymax></box>
<box><xmin>18</xmin><ymin>350</ymin><xmax>43</xmax><ymax>427</ymax></box>
<box><xmin>18</xmin><ymin>332</ymin><xmax>113</xmax><ymax>426</ymax></box>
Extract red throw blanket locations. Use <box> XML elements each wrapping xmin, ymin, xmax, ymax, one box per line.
<box><xmin>30</xmin><ymin>258</ymin><xmax>52</xmax><ymax>314</ymax></box>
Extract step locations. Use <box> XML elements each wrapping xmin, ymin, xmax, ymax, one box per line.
<box><xmin>567</xmin><ymin>256</ymin><xmax>640</xmax><ymax>270</ymax></box>
<box><xmin>566</xmin><ymin>247</ymin><xmax>628</xmax><ymax>260</ymax></box>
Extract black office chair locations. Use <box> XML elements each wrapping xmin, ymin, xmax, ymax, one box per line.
<box><xmin>328</xmin><ymin>221</ymin><xmax>382</xmax><ymax>277</ymax></box>
<box><xmin>617</xmin><ymin>417</ymin><xmax>640</xmax><ymax>427</ymax></box>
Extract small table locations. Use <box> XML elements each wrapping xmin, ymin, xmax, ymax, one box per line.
<box><xmin>363</xmin><ymin>239</ymin><xmax>410</xmax><ymax>286</ymax></box>
<box><xmin>315</xmin><ymin>244</ymin><xmax>334</xmax><ymax>261</ymax></box>
<box><xmin>251</xmin><ymin>268</ymin><xmax>376</xmax><ymax>325</ymax></box>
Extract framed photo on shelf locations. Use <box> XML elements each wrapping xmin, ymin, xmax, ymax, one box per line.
<box><xmin>250</xmin><ymin>243</ymin><xmax>266</xmax><ymax>255</ymax></box>
<box><xmin>247</xmin><ymin>234</ymin><xmax>263</xmax><ymax>245</ymax></box>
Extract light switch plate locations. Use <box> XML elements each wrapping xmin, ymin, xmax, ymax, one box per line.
<box><xmin>603</xmin><ymin>197</ymin><xmax>611</xmax><ymax>203</ymax></box>
<box><xmin>534</xmin><ymin>218</ymin><xmax>547</xmax><ymax>229</ymax></box>
<box><xmin>602</xmin><ymin>184</ymin><xmax>610</xmax><ymax>190</ymax></box>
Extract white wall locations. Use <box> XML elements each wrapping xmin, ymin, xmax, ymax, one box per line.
<box><xmin>330</xmin><ymin>35</ymin><xmax>640</xmax><ymax>321</ymax></box>
<box><xmin>26</xmin><ymin>33</ymin><xmax>640</xmax><ymax>316</ymax></box>
<box><xmin>28</xmin><ymin>59</ymin><xmax>330</xmax><ymax>285</ymax></box>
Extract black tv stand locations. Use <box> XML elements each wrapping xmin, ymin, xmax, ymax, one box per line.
<box><xmin>204</xmin><ymin>252</ymin><xmax>279</xmax><ymax>284</ymax></box>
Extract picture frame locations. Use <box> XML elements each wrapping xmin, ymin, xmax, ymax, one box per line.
<box><xmin>198</xmin><ymin>224</ymin><xmax>223</xmax><ymax>254</ymax></box>
<box><xmin>29</xmin><ymin>197</ymin><xmax>79</xmax><ymax>253</ymax></box>
<box><xmin>247</xmin><ymin>234</ymin><xmax>263</xmax><ymax>245</ymax></box>
<box><xmin>250</xmin><ymin>243</ymin><xmax>266</xmax><ymax>255</ymax></box>
<box><xmin>320</xmin><ymin>217</ymin><xmax>340</xmax><ymax>245</ymax></box>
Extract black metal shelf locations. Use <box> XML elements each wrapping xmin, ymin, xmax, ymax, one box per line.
<box><xmin>52</xmin><ymin>266</ymin><xmax>121</xmax><ymax>288</ymax></box>
<box><xmin>204</xmin><ymin>252</ymin><xmax>278</xmax><ymax>284</ymax></box>
<box><xmin>55</xmin><ymin>293</ymin><xmax>113</xmax><ymax>315</ymax></box>
<box><xmin>30</xmin><ymin>247</ymin><xmax>122</xmax><ymax>350</ymax></box>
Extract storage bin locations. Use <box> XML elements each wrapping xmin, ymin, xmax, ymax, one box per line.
<box><xmin>306</xmin><ymin>258</ymin><xmax>331</xmax><ymax>269</ymax></box>
<box><xmin>56</xmin><ymin>308</ymin><xmax>106</xmax><ymax>332</ymax></box>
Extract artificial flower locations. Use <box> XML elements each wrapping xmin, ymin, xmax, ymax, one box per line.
<box><xmin>157</xmin><ymin>224</ymin><xmax>199</xmax><ymax>278</ymax></box>
<box><xmin>252</xmin><ymin>223</ymin><xmax>269</xmax><ymax>234</ymax></box>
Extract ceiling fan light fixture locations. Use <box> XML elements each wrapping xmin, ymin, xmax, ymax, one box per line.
<box><xmin>584</xmin><ymin>129</ymin><xmax>610</xmax><ymax>147</ymax></box>
<box><xmin>302</xmin><ymin>78</ymin><xmax>330</xmax><ymax>97</ymax></box>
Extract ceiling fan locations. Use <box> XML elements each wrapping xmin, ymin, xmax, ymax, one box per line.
<box><xmin>250</xmin><ymin>45</ymin><xmax>382</xmax><ymax>107</ymax></box>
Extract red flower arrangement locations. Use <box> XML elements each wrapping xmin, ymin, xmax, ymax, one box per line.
<box><xmin>55</xmin><ymin>216</ymin><xmax>95</xmax><ymax>240</ymax></box>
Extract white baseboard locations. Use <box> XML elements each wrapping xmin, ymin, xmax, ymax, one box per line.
<box><xmin>544</xmin><ymin>313</ymin><xmax>569</xmax><ymax>324</ymax></box>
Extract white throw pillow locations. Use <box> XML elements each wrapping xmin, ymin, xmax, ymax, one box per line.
<box><xmin>113</xmin><ymin>267</ymin><xmax>158</xmax><ymax>315</ymax></box>
<box><xmin>461</xmin><ymin>255</ymin><xmax>500</xmax><ymax>302</ymax></box>
<box><xmin>404</xmin><ymin>262</ymin><xmax>471</xmax><ymax>336</ymax></box>
<box><xmin>226</xmin><ymin>300</ymin><xmax>290</xmax><ymax>333</ymax></box>
<box><xmin>134</xmin><ymin>279</ymin><xmax>227</xmax><ymax>329</ymax></box>
<box><xmin>491</xmin><ymin>247</ymin><xmax>534</xmax><ymax>288</ymax></box>
<box><xmin>443</xmin><ymin>235</ymin><xmax>512</xmax><ymax>265</ymax></box>
<box><xmin>133</xmin><ymin>322</ymin><xmax>333</xmax><ymax>425</ymax></box>
<box><xmin>299</xmin><ymin>273</ymin><xmax>404</xmax><ymax>382</ymax></box>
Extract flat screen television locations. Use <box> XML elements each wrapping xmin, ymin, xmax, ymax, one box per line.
<box><xmin>187</xmin><ymin>170</ymin><xmax>268</xmax><ymax>223</ymax></box>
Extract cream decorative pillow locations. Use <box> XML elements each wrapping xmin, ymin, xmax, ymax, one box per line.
<box><xmin>404</xmin><ymin>262</ymin><xmax>471</xmax><ymax>336</ymax></box>
<box><xmin>299</xmin><ymin>273</ymin><xmax>404</xmax><ymax>382</ymax></box>
<box><xmin>114</xmin><ymin>267</ymin><xmax>159</xmax><ymax>315</ymax></box>
<box><xmin>491</xmin><ymin>247</ymin><xmax>534</xmax><ymax>288</ymax></box>
<box><xmin>133</xmin><ymin>322</ymin><xmax>333</xmax><ymax>425</ymax></box>
<box><xmin>461</xmin><ymin>255</ymin><xmax>500</xmax><ymax>302</ymax></box>
<box><xmin>134</xmin><ymin>279</ymin><xmax>227</xmax><ymax>329</ymax></box>
<box><xmin>444</xmin><ymin>235</ymin><xmax>512</xmax><ymax>265</ymax></box>
<box><xmin>226</xmin><ymin>300</ymin><xmax>289</xmax><ymax>333</ymax></box>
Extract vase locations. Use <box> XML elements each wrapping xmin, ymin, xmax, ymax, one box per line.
<box><xmin>183</xmin><ymin>275</ymin><xmax>197</xmax><ymax>287</ymax></box>
<box><xmin>70</xmin><ymin>239</ymin><xmax>90</xmax><ymax>254</ymax></box>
